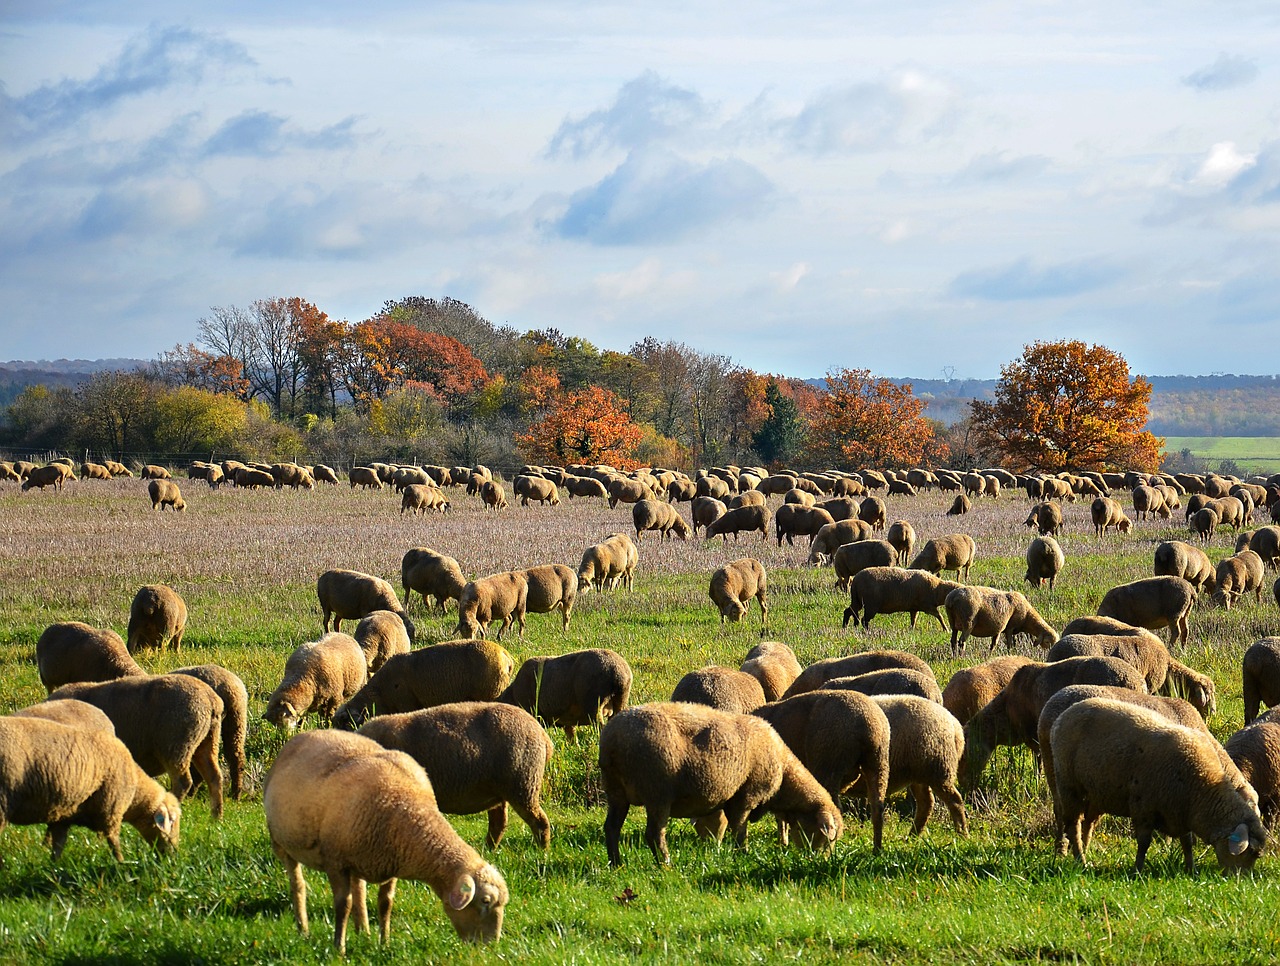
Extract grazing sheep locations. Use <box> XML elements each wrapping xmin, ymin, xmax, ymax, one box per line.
<box><xmin>479</xmin><ymin>480</ymin><xmax>508</xmax><ymax>510</ymax></box>
<box><xmin>1153</xmin><ymin>540</ymin><xmax>1217</xmax><ymax>594</ymax></box>
<box><xmin>317</xmin><ymin>569</ymin><xmax>415</xmax><ymax>641</ymax></box>
<box><xmin>1242</xmin><ymin>637</ymin><xmax>1280</xmax><ymax>724</ymax></box>
<box><xmin>456</xmin><ymin>571</ymin><xmax>530</xmax><ymax>640</ymax></box>
<box><xmin>516</xmin><ymin>563</ymin><xmax>576</xmax><ymax>632</ymax></box>
<box><xmin>359</xmin><ymin>703</ymin><xmax>555</xmax><ymax>849</ymax></box>
<box><xmin>670</xmin><ymin>666</ymin><xmax>767</xmax><ymax>714</ymax></box>
<box><xmin>401</xmin><ymin>547</ymin><xmax>466</xmax><ymax>614</ymax></box>
<box><xmin>784</xmin><ymin>650</ymin><xmax>933</xmax><ymax>698</ymax></box>
<box><xmin>126</xmin><ymin>584</ymin><xmax>188</xmax><ymax>653</ymax></box>
<box><xmin>498</xmin><ymin>648</ymin><xmax>632</xmax><ymax>740</ymax></box>
<box><xmin>13</xmin><ymin>698</ymin><xmax>116</xmax><ymax>734</ymax></box>
<box><xmin>401</xmin><ymin>483</ymin><xmax>450</xmax><ymax>515</ymax></box>
<box><xmin>264</xmin><ymin>730</ymin><xmax>508</xmax><ymax>952</ymax></box>
<box><xmin>947</xmin><ymin>494</ymin><xmax>971</xmax><ymax>516</ymax></box>
<box><xmin>632</xmin><ymin>499</ymin><xmax>691</xmax><ymax>541</ymax></box>
<box><xmin>705</xmin><ymin>504</ymin><xmax>769</xmax><ymax>543</ymax></box>
<box><xmin>271</xmin><ymin>462</ymin><xmax>315</xmax><ymax>490</ymax></box>
<box><xmin>1208</xmin><ymin>496</ymin><xmax>1248</xmax><ymax>531</ymax></box>
<box><xmin>856</xmin><ymin>695</ymin><xmax>968</xmax><ymax>837</ymax></box>
<box><xmin>1132</xmin><ymin>484</ymin><xmax>1171</xmax><ymax>521</ymax></box>
<box><xmin>353</xmin><ymin>611</ymin><xmax>412</xmax><ymax>673</ymax></box>
<box><xmin>831</xmin><ymin>540</ymin><xmax>899</xmax><ymax>592</ymax></box>
<box><xmin>81</xmin><ymin>461</ymin><xmax>111</xmax><ymax>480</ymax></box>
<box><xmin>234</xmin><ymin>467</ymin><xmax>275</xmax><ymax>489</ymax></box>
<box><xmin>960</xmin><ymin>656</ymin><xmax>1148</xmax><ymax>789</ymax></box>
<box><xmin>168</xmin><ymin>664</ymin><xmax>249</xmax><ymax>802</ymax></box>
<box><xmin>1046</xmin><ymin>633</ymin><xmax>1171</xmax><ymax>694</ymax></box>
<box><xmin>577</xmin><ymin>533</ymin><xmax>638</xmax><ymax>592</ymax></box>
<box><xmin>513</xmin><ymin>475</ymin><xmax>560</xmax><ymax>507</ymax></box>
<box><xmin>0</xmin><ymin>716</ymin><xmax>181</xmax><ymax>861</ymax></box>
<box><xmin>709</xmin><ymin>558</ymin><xmax>768</xmax><ymax>625</ymax></box>
<box><xmin>944</xmin><ymin>585</ymin><xmax>1057</xmax><ymax>654</ymax></box>
<box><xmin>599</xmin><ymin>703</ymin><xmax>842</xmax><ymax>866</ymax></box>
<box><xmin>740</xmin><ymin>641</ymin><xmax>802</xmax><ymax>701</ymax></box>
<box><xmin>1024</xmin><ymin>535</ymin><xmax>1065</xmax><ymax>591</ymax></box>
<box><xmin>753</xmin><ymin>691</ymin><xmax>891</xmax><ymax>851</ymax></box>
<box><xmin>774</xmin><ymin>504</ymin><xmax>836</xmax><ymax>547</ymax></box>
<box><xmin>311</xmin><ymin>464</ymin><xmax>338</xmax><ymax>484</ymax></box>
<box><xmin>47</xmin><ymin>675</ymin><xmax>225</xmax><ymax>819</ymax></box>
<box><xmin>783</xmin><ymin>487</ymin><xmax>816</xmax><ymax>506</ymax></box>
<box><xmin>1238</xmin><ymin>526</ymin><xmax>1280</xmax><ymax>569</ymax></box>
<box><xmin>1212</xmin><ymin>550</ymin><xmax>1266</xmax><ymax>609</ymax></box>
<box><xmin>821</xmin><ymin>667</ymin><xmax>943</xmax><ymax>704</ymax></box>
<box><xmin>1090</xmin><ymin>497</ymin><xmax>1132</xmax><ymax>537</ymax></box>
<box><xmin>909</xmin><ymin>534</ymin><xmax>977</xmax><ymax>582</ymax></box>
<box><xmin>858</xmin><ymin>496</ymin><xmax>888</xmax><ymax>531</ymax></box>
<box><xmin>349</xmin><ymin>466</ymin><xmax>383</xmax><ymax>489</ymax></box>
<box><xmin>941</xmin><ymin>655</ymin><xmax>1034</xmax><ymax>726</ymax></box>
<box><xmin>607</xmin><ymin>478</ymin><xmax>654</xmax><ymax>508</ymax></box>
<box><xmin>1039</xmin><ymin>685</ymin><xmax>1215</xmax><ymax>854</ymax></box>
<box><xmin>333</xmin><ymin>641</ymin><xmax>515</xmax><ymax>730</ymax></box>
<box><xmin>806</xmin><ymin>520</ymin><xmax>874</xmax><ymax>566</ymax></box>
<box><xmin>812</xmin><ymin>496</ymin><xmax>857</xmax><ymax>521</ymax></box>
<box><xmin>691</xmin><ymin>496</ymin><xmax>728</xmax><ymax>536</ymax></box>
<box><xmin>147</xmin><ymin>479</ymin><xmax>186</xmax><ymax>511</ymax></box>
<box><xmin>36</xmin><ymin>621</ymin><xmax>143</xmax><ymax>692</ymax></box>
<box><xmin>1190</xmin><ymin>506</ymin><xmax>1221</xmax><ymax>543</ymax></box>
<box><xmin>263</xmin><ymin>633</ymin><xmax>369</xmax><ymax>731</ymax></box>
<box><xmin>1097</xmin><ymin>575</ymin><xmax>1196</xmax><ymax>647</ymax></box>
<box><xmin>1050</xmin><ymin>698</ymin><xmax>1265</xmax><ymax>873</ymax></box>
<box><xmin>1226</xmin><ymin>720</ymin><xmax>1280</xmax><ymax>826</ymax></box>
<box><xmin>842</xmin><ymin>567</ymin><xmax>962</xmax><ymax>631</ymax></box>
<box><xmin>1164</xmin><ymin>658</ymin><xmax>1217</xmax><ymax>718</ymax></box>
<box><xmin>140</xmin><ymin>464</ymin><xmax>170</xmax><ymax>480</ymax></box>
<box><xmin>102</xmin><ymin>459</ymin><xmax>132</xmax><ymax>477</ymax></box>
<box><xmin>885</xmin><ymin>520</ymin><xmax>916</xmax><ymax>565</ymax></box>
<box><xmin>1024</xmin><ymin>502</ymin><xmax>1063</xmax><ymax>536</ymax></box>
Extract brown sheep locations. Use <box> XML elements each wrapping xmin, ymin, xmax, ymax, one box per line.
<box><xmin>1132</xmin><ymin>484</ymin><xmax>1171</xmax><ymax>521</ymax></box>
<box><xmin>1153</xmin><ymin>540</ymin><xmax>1217</xmax><ymax>594</ymax></box>
<box><xmin>348</xmin><ymin>466</ymin><xmax>383</xmax><ymax>489</ymax></box>
<box><xmin>513</xmin><ymin>474</ymin><xmax>560</xmax><ymax>507</ymax></box>
<box><xmin>263</xmin><ymin>633</ymin><xmax>369</xmax><ymax>731</ymax></box>
<box><xmin>784</xmin><ymin>650</ymin><xmax>933</xmax><ymax>698</ymax></box>
<box><xmin>1090</xmin><ymin>497</ymin><xmax>1132</xmax><ymax>537</ymax></box>
<box><xmin>941</xmin><ymin>655</ymin><xmax>1034</xmax><ymax>726</ymax></box>
<box><xmin>820</xmin><ymin>667</ymin><xmax>943</xmax><ymax>704</ymax></box>
<box><xmin>831</xmin><ymin>540</ymin><xmax>899</xmax><ymax>592</ymax></box>
<box><xmin>885</xmin><ymin>520</ymin><xmax>916</xmax><ymax>565</ymax></box>
<box><xmin>359</xmin><ymin>703</ymin><xmax>555</xmax><ymax>849</ymax></box>
<box><xmin>1023</xmin><ymin>535</ymin><xmax>1064</xmax><ymax>590</ymax></box>
<box><xmin>842</xmin><ymin>567</ymin><xmax>962</xmax><ymax>631</ymax></box>
<box><xmin>606</xmin><ymin>477</ymin><xmax>653</xmax><ymax>508</ymax></box>
<box><xmin>126</xmin><ymin>584</ymin><xmax>188</xmax><ymax>653</ymax></box>
<box><xmin>1212</xmin><ymin>550</ymin><xmax>1265</xmax><ymax>609</ymax></box>
<box><xmin>456</xmin><ymin>571</ymin><xmax>530</xmax><ymax>640</ymax></box>
<box><xmin>1096</xmin><ymin>575</ymin><xmax>1196</xmax><ymax>647</ymax></box>
<box><xmin>81</xmin><ymin>461</ymin><xmax>112</xmax><ymax>480</ymax></box>
<box><xmin>401</xmin><ymin>547</ymin><xmax>466</xmax><ymax>613</ymax></box>
<box><xmin>264</xmin><ymin>730</ymin><xmax>508</xmax><ymax>952</ymax></box>
<box><xmin>739</xmin><ymin>641</ymin><xmax>802</xmax><ymax>701</ymax></box>
<box><xmin>599</xmin><ymin>703</ymin><xmax>843</xmax><ymax>866</ymax></box>
<box><xmin>858</xmin><ymin>496</ymin><xmax>888</xmax><ymax>531</ymax></box>
<box><xmin>521</xmin><ymin>563</ymin><xmax>577</xmax><ymax>631</ymax></box>
<box><xmin>774</xmin><ymin>504</ymin><xmax>835</xmax><ymax>547</ymax></box>
<box><xmin>235</xmin><ymin>467</ymin><xmax>275</xmax><ymax>489</ymax></box>
<box><xmin>1226</xmin><ymin>719</ymin><xmax>1280</xmax><ymax>826</ymax></box>
<box><xmin>705</xmin><ymin>504</ymin><xmax>769</xmax><ymax>542</ymax></box>
<box><xmin>805</xmin><ymin>519</ymin><xmax>873</xmax><ymax>566</ymax></box>
<box><xmin>48</xmin><ymin>675</ymin><xmax>225</xmax><ymax>819</ymax></box>
<box><xmin>909</xmin><ymin>534</ymin><xmax>977</xmax><ymax>582</ymax></box>
<box><xmin>1024</xmin><ymin>502</ymin><xmax>1063</xmax><ymax>536</ymax></box>
<box><xmin>944</xmin><ymin>585</ymin><xmax>1057</xmax><ymax>654</ymax></box>
<box><xmin>498</xmin><ymin>648</ymin><xmax>632</xmax><ymax>740</ymax></box>
<box><xmin>353</xmin><ymin>611</ymin><xmax>412</xmax><ymax>673</ymax></box>
<box><xmin>691</xmin><ymin>496</ymin><xmax>727</xmax><ymax>536</ymax></box>
<box><xmin>1190</xmin><ymin>505</ymin><xmax>1220</xmax><ymax>543</ymax></box>
<box><xmin>670</xmin><ymin>666</ymin><xmax>767</xmax><ymax>714</ymax></box>
<box><xmin>947</xmin><ymin>494</ymin><xmax>971</xmax><ymax>516</ymax></box>
<box><xmin>1046</xmin><ymin>633</ymin><xmax>1171</xmax><ymax>694</ymax></box>
<box><xmin>0</xmin><ymin>716</ymin><xmax>181</xmax><ymax>861</ymax></box>
<box><xmin>753</xmin><ymin>690</ymin><xmax>891</xmax><ymax>851</ymax></box>
<box><xmin>577</xmin><ymin>533</ymin><xmax>638</xmax><ymax>591</ymax></box>
<box><xmin>1242</xmin><ymin>637</ymin><xmax>1280</xmax><ymax>724</ymax></box>
<box><xmin>147</xmin><ymin>479</ymin><xmax>186</xmax><ymax>511</ymax></box>
<box><xmin>632</xmin><ymin>499</ymin><xmax>691</xmax><ymax>541</ymax></box>
<box><xmin>480</xmin><ymin>480</ymin><xmax>508</xmax><ymax>510</ymax></box>
<box><xmin>401</xmin><ymin>483</ymin><xmax>450</xmax><ymax>515</ymax></box>
<box><xmin>1238</xmin><ymin>525</ymin><xmax>1280</xmax><ymax>569</ymax></box>
<box><xmin>168</xmin><ymin>664</ymin><xmax>250</xmax><ymax>802</ymax></box>
<box><xmin>333</xmin><ymin>640</ymin><xmax>515</xmax><ymax>730</ymax></box>
<box><xmin>709</xmin><ymin>558</ymin><xmax>768</xmax><ymax>625</ymax></box>
<box><xmin>36</xmin><ymin>622</ymin><xmax>143</xmax><ymax>692</ymax></box>
<box><xmin>317</xmin><ymin>569</ymin><xmax>415</xmax><ymax>641</ymax></box>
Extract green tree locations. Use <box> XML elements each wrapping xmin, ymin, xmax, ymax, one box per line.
<box><xmin>752</xmin><ymin>379</ymin><xmax>803</xmax><ymax>465</ymax></box>
<box><xmin>152</xmin><ymin>387</ymin><xmax>249</xmax><ymax>455</ymax></box>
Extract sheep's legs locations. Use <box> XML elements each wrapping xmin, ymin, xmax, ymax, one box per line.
<box><xmin>511</xmin><ymin>800</ymin><xmax>551</xmax><ymax>850</ymax></box>
<box><xmin>191</xmin><ymin>731</ymin><xmax>225</xmax><ymax>820</ymax></box>
<box><xmin>486</xmin><ymin>803</ymin><xmax>509</xmax><ymax>849</ymax></box>
<box><xmin>604</xmin><ymin>801</ymin><xmax>629</xmax><ymax>867</ymax></box>
<box><xmin>377</xmin><ymin>879</ymin><xmax>397</xmax><ymax>942</ymax></box>
<box><xmin>937</xmin><ymin>781</ymin><xmax>969</xmax><ymax>836</ymax></box>
<box><xmin>350</xmin><ymin>878</ymin><xmax>369</xmax><ymax>934</ymax></box>
<box><xmin>644</xmin><ymin>808</ymin><xmax>672</xmax><ymax>865</ymax></box>
<box><xmin>1133</xmin><ymin>826</ymin><xmax>1155</xmax><ymax>873</ymax></box>
<box><xmin>285</xmin><ymin>856</ymin><xmax>309</xmax><ymax>936</ymax></box>
<box><xmin>910</xmin><ymin>783</ymin><xmax>935</xmax><ymax>834</ymax></box>
<box><xmin>328</xmin><ymin>871</ymin><xmax>353</xmax><ymax>953</ymax></box>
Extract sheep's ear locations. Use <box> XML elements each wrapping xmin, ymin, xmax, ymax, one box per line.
<box><xmin>154</xmin><ymin>810</ymin><xmax>170</xmax><ymax>832</ymax></box>
<box><xmin>1229</xmin><ymin>823</ymin><xmax>1250</xmax><ymax>855</ymax></box>
<box><xmin>448</xmin><ymin>873</ymin><xmax>476</xmax><ymax>910</ymax></box>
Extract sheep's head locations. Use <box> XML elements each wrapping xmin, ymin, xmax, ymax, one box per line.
<box><xmin>789</xmin><ymin>803</ymin><xmax>844</xmax><ymax>852</ymax></box>
<box><xmin>442</xmin><ymin>864</ymin><xmax>509</xmax><ymax>943</ymax></box>
<box><xmin>130</xmin><ymin>792</ymin><xmax>181</xmax><ymax>854</ymax></box>
<box><xmin>1211</xmin><ymin>816</ymin><xmax>1267</xmax><ymax>875</ymax></box>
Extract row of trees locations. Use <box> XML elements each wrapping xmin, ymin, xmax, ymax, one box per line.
<box><xmin>0</xmin><ymin>291</ymin><xmax>1163</xmax><ymax>475</ymax></box>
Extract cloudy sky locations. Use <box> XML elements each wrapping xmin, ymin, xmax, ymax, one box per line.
<box><xmin>2</xmin><ymin>2</ymin><xmax>1278</xmax><ymax>379</ymax></box>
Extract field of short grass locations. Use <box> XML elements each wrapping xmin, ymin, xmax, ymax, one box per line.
<box><xmin>1162</xmin><ymin>437</ymin><xmax>1280</xmax><ymax>475</ymax></box>
<box><xmin>1</xmin><ymin>476</ymin><xmax>1279</xmax><ymax>964</ymax></box>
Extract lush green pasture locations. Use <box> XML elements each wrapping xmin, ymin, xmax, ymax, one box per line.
<box><xmin>1162</xmin><ymin>437</ymin><xmax>1280</xmax><ymax>475</ymax></box>
<box><xmin>2</xmin><ymin>477</ymin><xmax>1280</xmax><ymax>964</ymax></box>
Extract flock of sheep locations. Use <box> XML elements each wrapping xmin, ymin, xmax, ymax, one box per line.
<box><xmin>6</xmin><ymin>456</ymin><xmax>1280</xmax><ymax>952</ymax></box>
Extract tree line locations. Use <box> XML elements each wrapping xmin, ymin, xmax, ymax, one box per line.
<box><xmin>0</xmin><ymin>297</ymin><xmax>1161</xmax><ymax>475</ymax></box>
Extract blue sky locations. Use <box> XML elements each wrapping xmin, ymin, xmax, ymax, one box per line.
<box><xmin>2</xmin><ymin>2</ymin><xmax>1278</xmax><ymax>379</ymax></box>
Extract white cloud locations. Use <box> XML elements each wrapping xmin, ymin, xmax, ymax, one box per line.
<box><xmin>1193</xmin><ymin>141</ymin><xmax>1257</xmax><ymax>187</ymax></box>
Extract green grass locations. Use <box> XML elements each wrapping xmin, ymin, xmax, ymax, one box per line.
<box><xmin>2</xmin><ymin>477</ymin><xmax>1280</xmax><ymax>963</ymax></box>
<box><xmin>1162</xmin><ymin>437</ymin><xmax>1280</xmax><ymax>474</ymax></box>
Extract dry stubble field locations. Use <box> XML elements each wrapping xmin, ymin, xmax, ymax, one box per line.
<box><xmin>1</xmin><ymin>475</ymin><xmax>1280</xmax><ymax>964</ymax></box>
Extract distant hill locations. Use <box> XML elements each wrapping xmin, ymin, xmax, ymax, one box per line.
<box><xmin>0</xmin><ymin>359</ymin><xmax>149</xmax><ymax>410</ymax></box>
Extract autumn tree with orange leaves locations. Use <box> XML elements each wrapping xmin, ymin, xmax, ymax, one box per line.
<box><xmin>805</xmin><ymin>368</ymin><xmax>938</xmax><ymax>468</ymax></box>
<box><xmin>516</xmin><ymin>385</ymin><xmax>643</xmax><ymax>469</ymax></box>
<box><xmin>970</xmin><ymin>340</ymin><xmax>1163</xmax><ymax>472</ymax></box>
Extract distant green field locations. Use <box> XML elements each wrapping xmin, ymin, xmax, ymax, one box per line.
<box><xmin>1162</xmin><ymin>436</ymin><xmax>1280</xmax><ymax>474</ymax></box>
